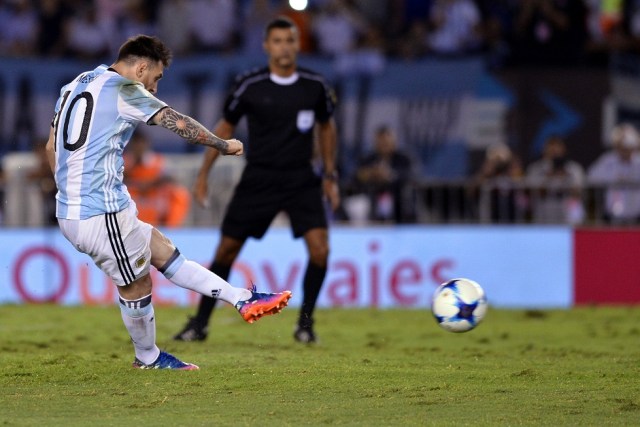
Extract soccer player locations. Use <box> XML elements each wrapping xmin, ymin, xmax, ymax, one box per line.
<box><xmin>174</xmin><ymin>16</ymin><xmax>339</xmax><ymax>344</ymax></box>
<box><xmin>45</xmin><ymin>35</ymin><xmax>291</xmax><ymax>370</ymax></box>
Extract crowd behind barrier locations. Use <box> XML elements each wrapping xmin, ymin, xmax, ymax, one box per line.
<box><xmin>3</xmin><ymin>1</ymin><xmax>640</xmax><ymax>228</ymax></box>
<box><xmin>3</xmin><ymin>149</ymin><xmax>639</xmax><ymax>227</ymax></box>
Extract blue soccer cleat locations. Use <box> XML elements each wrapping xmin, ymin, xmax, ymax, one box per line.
<box><xmin>132</xmin><ymin>351</ymin><xmax>199</xmax><ymax>370</ymax></box>
<box><xmin>235</xmin><ymin>285</ymin><xmax>292</xmax><ymax>324</ymax></box>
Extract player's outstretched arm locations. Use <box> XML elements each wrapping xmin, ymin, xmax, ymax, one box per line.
<box><xmin>153</xmin><ymin>107</ymin><xmax>243</xmax><ymax>156</ymax></box>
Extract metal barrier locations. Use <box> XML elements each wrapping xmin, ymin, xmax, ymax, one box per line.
<box><xmin>0</xmin><ymin>152</ymin><xmax>245</xmax><ymax>228</ymax></box>
<box><xmin>414</xmin><ymin>179</ymin><xmax>640</xmax><ymax>226</ymax></box>
<box><xmin>2</xmin><ymin>151</ymin><xmax>639</xmax><ymax>227</ymax></box>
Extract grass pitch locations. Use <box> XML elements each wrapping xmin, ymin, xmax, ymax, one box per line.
<box><xmin>1</xmin><ymin>304</ymin><xmax>639</xmax><ymax>426</ymax></box>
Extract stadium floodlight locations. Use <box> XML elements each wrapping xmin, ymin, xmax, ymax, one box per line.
<box><xmin>289</xmin><ymin>0</ymin><xmax>308</xmax><ymax>11</ymax></box>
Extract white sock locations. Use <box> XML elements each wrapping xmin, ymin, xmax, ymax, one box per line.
<box><xmin>160</xmin><ymin>250</ymin><xmax>251</xmax><ymax>305</ymax></box>
<box><xmin>118</xmin><ymin>294</ymin><xmax>160</xmax><ymax>365</ymax></box>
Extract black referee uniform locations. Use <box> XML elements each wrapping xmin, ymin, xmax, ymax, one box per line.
<box><xmin>174</xmin><ymin>16</ymin><xmax>339</xmax><ymax>344</ymax></box>
<box><xmin>221</xmin><ymin>66</ymin><xmax>336</xmax><ymax>240</ymax></box>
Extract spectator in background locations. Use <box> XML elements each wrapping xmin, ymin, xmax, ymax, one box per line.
<box><xmin>526</xmin><ymin>135</ymin><xmax>585</xmax><ymax>224</ymax></box>
<box><xmin>389</xmin><ymin>0</ymin><xmax>433</xmax><ymax>60</ymax></box>
<box><xmin>476</xmin><ymin>0</ymin><xmax>518</xmax><ymax>69</ymax></box>
<box><xmin>334</xmin><ymin>25</ymin><xmax>387</xmax><ymax>76</ymax></box>
<box><xmin>0</xmin><ymin>0</ymin><xmax>38</xmax><ymax>57</ymax></box>
<box><xmin>188</xmin><ymin>0</ymin><xmax>238</xmax><ymax>53</ymax></box>
<box><xmin>588</xmin><ymin>122</ymin><xmax>640</xmax><ymax>224</ymax></box>
<box><xmin>584</xmin><ymin>0</ymin><xmax>640</xmax><ymax>53</ymax></box>
<box><xmin>598</xmin><ymin>0</ymin><xmax>640</xmax><ymax>55</ymax></box>
<box><xmin>26</xmin><ymin>139</ymin><xmax>57</xmax><ymax>225</ymax></box>
<box><xmin>311</xmin><ymin>0</ymin><xmax>368</xmax><ymax>57</ymax></box>
<box><xmin>157</xmin><ymin>0</ymin><xmax>191</xmax><ymax>56</ymax></box>
<box><xmin>94</xmin><ymin>0</ymin><xmax>127</xmax><ymax>56</ymax></box>
<box><xmin>623</xmin><ymin>0</ymin><xmax>640</xmax><ymax>42</ymax></box>
<box><xmin>396</xmin><ymin>19</ymin><xmax>429</xmax><ymax>59</ymax></box>
<box><xmin>426</xmin><ymin>0</ymin><xmax>484</xmax><ymax>56</ymax></box>
<box><xmin>511</xmin><ymin>0</ymin><xmax>588</xmax><ymax>66</ymax></box>
<box><xmin>472</xmin><ymin>142</ymin><xmax>525</xmax><ymax>222</ymax></box>
<box><xmin>584</xmin><ymin>0</ymin><xmax>617</xmax><ymax>46</ymax></box>
<box><xmin>36</xmin><ymin>0</ymin><xmax>69</xmax><ymax>57</ymax></box>
<box><xmin>117</xmin><ymin>0</ymin><xmax>158</xmax><ymax>42</ymax></box>
<box><xmin>242</xmin><ymin>0</ymin><xmax>279</xmax><ymax>54</ymax></box>
<box><xmin>352</xmin><ymin>0</ymin><xmax>388</xmax><ymax>31</ymax></box>
<box><xmin>64</xmin><ymin>3</ymin><xmax>111</xmax><ymax>60</ymax></box>
<box><xmin>583</xmin><ymin>0</ymin><xmax>636</xmax><ymax>64</ymax></box>
<box><xmin>384</xmin><ymin>0</ymin><xmax>433</xmax><ymax>53</ymax></box>
<box><xmin>353</xmin><ymin>126</ymin><xmax>415</xmax><ymax>223</ymax></box>
<box><xmin>124</xmin><ymin>131</ymin><xmax>191</xmax><ymax>227</ymax></box>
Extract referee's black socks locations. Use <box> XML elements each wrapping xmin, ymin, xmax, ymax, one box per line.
<box><xmin>299</xmin><ymin>262</ymin><xmax>327</xmax><ymax>327</ymax></box>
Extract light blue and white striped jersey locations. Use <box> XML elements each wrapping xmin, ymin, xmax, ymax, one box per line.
<box><xmin>52</xmin><ymin>64</ymin><xmax>167</xmax><ymax>219</ymax></box>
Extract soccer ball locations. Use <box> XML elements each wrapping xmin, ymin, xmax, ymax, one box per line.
<box><xmin>431</xmin><ymin>278</ymin><xmax>488</xmax><ymax>333</ymax></box>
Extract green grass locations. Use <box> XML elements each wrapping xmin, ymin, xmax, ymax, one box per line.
<box><xmin>1</xmin><ymin>305</ymin><xmax>640</xmax><ymax>426</ymax></box>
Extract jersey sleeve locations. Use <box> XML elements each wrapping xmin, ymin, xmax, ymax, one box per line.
<box><xmin>54</xmin><ymin>92</ymin><xmax>63</xmax><ymax>115</ymax></box>
<box><xmin>222</xmin><ymin>81</ymin><xmax>246</xmax><ymax>125</ymax></box>
<box><xmin>118</xmin><ymin>82</ymin><xmax>168</xmax><ymax>124</ymax></box>
<box><xmin>315</xmin><ymin>79</ymin><xmax>336</xmax><ymax>123</ymax></box>
<box><xmin>52</xmin><ymin>83</ymin><xmax>71</xmax><ymax>127</ymax></box>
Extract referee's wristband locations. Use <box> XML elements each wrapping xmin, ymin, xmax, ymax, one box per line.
<box><xmin>323</xmin><ymin>170</ymin><xmax>339</xmax><ymax>181</ymax></box>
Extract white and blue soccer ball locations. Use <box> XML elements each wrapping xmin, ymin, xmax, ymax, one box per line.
<box><xmin>431</xmin><ymin>278</ymin><xmax>488</xmax><ymax>333</ymax></box>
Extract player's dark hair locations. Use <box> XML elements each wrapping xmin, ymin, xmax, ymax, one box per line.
<box><xmin>116</xmin><ymin>35</ymin><xmax>172</xmax><ymax>67</ymax></box>
<box><xmin>264</xmin><ymin>16</ymin><xmax>297</xmax><ymax>39</ymax></box>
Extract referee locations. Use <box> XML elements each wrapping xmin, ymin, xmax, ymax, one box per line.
<box><xmin>174</xmin><ymin>16</ymin><xmax>339</xmax><ymax>343</ymax></box>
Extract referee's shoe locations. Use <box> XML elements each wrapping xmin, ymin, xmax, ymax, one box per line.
<box><xmin>173</xmin><ymin>316</ymin><xmax>208</xmax><ymax>342</ymax></box>
<box><xmin>294</xmin><ymin>317</ymin><xmax>317</xmax><ymax>344</ymax></box>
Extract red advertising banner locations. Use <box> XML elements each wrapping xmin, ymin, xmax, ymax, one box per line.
<box><xmin>574</xmin><ymin>228</ymin><xmax>640</xmax><ymax>304</ymax></box>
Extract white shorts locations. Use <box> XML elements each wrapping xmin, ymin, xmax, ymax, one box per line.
<box><xmin>58</xmin><ymin>202</ymin><xmax>153</xmax><ymax>286</ymax></box>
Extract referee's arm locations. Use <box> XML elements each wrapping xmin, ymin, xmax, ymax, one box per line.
<box><xmin>318</xmin><ymin>118</ymin><xmax>340</xmax><ymax>211</ymax></box>
<box><xmin>193</xmin><ymin>119</ymin><xmax>236</xmax><ymax>207</ymax></box>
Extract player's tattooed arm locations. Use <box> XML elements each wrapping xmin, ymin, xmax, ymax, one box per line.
<box><xmin>154</xmin><ymin>108</ymin><xmax>242</xmax><ymax>155</ymax></box>
<box><xmin>158</xmin><ymin>108</ymin><xmax>228</xmax><ymax>152</ymax></box>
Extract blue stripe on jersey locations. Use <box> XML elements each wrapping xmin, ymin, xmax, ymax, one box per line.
<box><xmin>53</xmin><ymin>65</ymin><xmax>167</xmax><ymax>219</ymax></box>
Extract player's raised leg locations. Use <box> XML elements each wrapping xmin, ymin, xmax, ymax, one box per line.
<box><xmin>173</xmin><ymin>237</ymin><xmax>253</xmax><ymax>341</ymax></box>
<box><xmin>59</xmin><ymin>205</ymin><xmax>198</xmax><ymax>370</ymax></box>
<box><xmin>151</xmin><ymin>229</ymin><xmax>291</xmax><ymax>323</ymax></box>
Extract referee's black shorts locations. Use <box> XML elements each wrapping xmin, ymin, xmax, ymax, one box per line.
<box><xmin>221</xmin><ymin>165</ymin><xmax>328</xmax><ymax>240</ymax></box>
